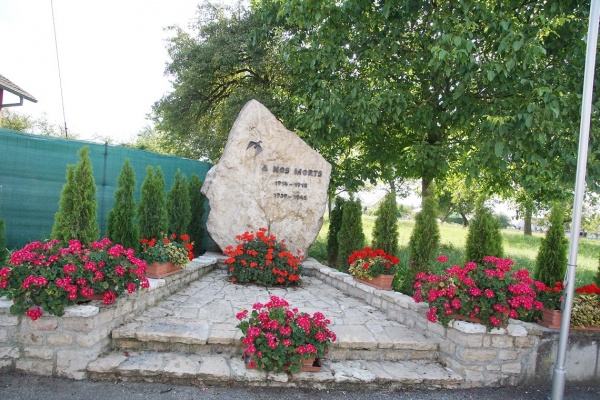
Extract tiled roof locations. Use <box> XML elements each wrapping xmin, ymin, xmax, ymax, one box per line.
<box><xmin>0</xmin><ymin>73</ymin><xmax>37</xmax><ymax>103</ymax></box>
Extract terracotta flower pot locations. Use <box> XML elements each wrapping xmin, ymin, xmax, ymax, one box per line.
<box><xmin>145</xmin><ymin>261</ymin><xmax>183</xmax><ymax>279</ymax></box>
<box><xmin>300</xmin><ymin>357</ymin><xmax>322</xmax><ymax>372</ymax></box>
<box><xmin>538</xmin><ymin>307</ymin><xmax>562</xmax><ymax>330</ymax></box>
<box><xmin>354</xmin><ymin>274</ymin><xmax>394</xmax><ymax>290</ymax></box>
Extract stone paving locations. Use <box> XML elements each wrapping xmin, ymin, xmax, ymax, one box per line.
<box><xmin>111</xmin><ymin>270</ymin><xmax>438</xmax><ymax>359</ymax></box>
<box><xmin>90</xmin><ymin>269</ymin><xmax>463</xmax><ymax>389</ymax></box>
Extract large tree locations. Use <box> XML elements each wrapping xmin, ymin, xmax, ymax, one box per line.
<box><xmin>152</xmin><ymin>1</ymin><xmax>289</xmax><ymax>162</ymax></box>
<box><xmin>257</xmin><ymin>0</ymin><xmax>598</xmax><ymax>201</ymax></box>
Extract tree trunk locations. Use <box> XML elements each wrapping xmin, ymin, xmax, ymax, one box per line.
<box><xmin>460</xmin><ymin>212</ymin><xmax>469</xmax><ymax>227</ymax></box>
<box><xmin>524</xmin><ymin>205</ymin><xmax>533</xmax><ymax>236</ymax></box>
<box><xmin>421</xmin><ymin>178</ymin><xmax>431</xmax><ymax>201</ymax></box>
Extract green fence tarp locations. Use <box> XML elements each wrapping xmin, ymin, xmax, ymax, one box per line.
<box><xmin>0</xmin><ymin>128</ymin><xmax>216</xmax><ymax>251</ymax></box>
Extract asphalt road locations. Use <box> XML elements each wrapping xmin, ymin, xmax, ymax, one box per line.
<box><xmin>1</xmin><ymin>373</ymin><xmax>599</xmax><ymax>400</ymax></box>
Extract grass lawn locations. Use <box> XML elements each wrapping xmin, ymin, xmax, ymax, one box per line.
<box><xmin>309</xmin><ymin>216</ymin><xmax>599</xmax><ymax>287</ymax></box>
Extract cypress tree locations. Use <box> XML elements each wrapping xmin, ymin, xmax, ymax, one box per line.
<box><xmin>404</xmin><ymin>188</ymin><xmax>440</xmax><ymax>294</ymax></box>
<box><xmin>327</xmin><ymin>196</ymin><xmax>346</xmax><ymax>266</ymax></box>
<box><xmin>51</xmin><ymin>146</ymin><xmax>99</xmax><ymax>244</ymax></box>
<box><xmin>188</xmin><ymin>174</ymin><xmax>205</xmax><ymax>256</ymax></box>
<box><xmin>372</xmin><ymin>191</ymin><xmax>399</xmax><ymax>256</ymax></box>
<box><xmin>0</xmin><ymin>218</ymin><xmax>7</xmax><ymax>265</ymax></box>
<box><xmin>167</xmin><ymin>169</ymin><xmax>191</xmax><ymax>235</ymax></box>
<box><xmin>107</xmin><ymin>159</ymin><xmax>139</xmax><ymax>250</ymax></box>
<box><xmin>464</xmin><ymin>201</ymin><xmax>504</xmax><ymax>265</ymax></box>
<box><xmin>336</xmin><ymin>197</ymin><xmax>365</xmax><ymax>270</ymax></box>
<box><xmin>138</xmin><ymin>166</ymin><xmax>168</xmax><ymax>239</ymax></box>
<box><xmin>534</xmin><ymin>204</ymin><xmax>568</xmax><ymax>286</ymax></box>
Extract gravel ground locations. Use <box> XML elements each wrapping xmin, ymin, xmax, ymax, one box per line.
<box><xmin>1</xmin><ymin>373</ymin><xmax>599</xmax><ymax>400</ymax></box>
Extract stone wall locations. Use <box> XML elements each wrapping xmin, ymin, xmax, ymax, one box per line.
<box><xmin>0</xmin><ymin>256</ymin><xmax>217</xmax><ymax>379</ymax></box>
<box><xmin>300</xmin><ymin>257</ymin><xmax>600</xmax><ymax>387</ymax></box>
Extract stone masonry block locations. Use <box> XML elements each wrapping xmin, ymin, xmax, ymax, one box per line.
<box><xmin>498</xmin><ymin>349</ymin><xmax>519</xmax><ymax>360</ymax></box>
<box><xmin>47</xmin><ymin>332</ymin><xmax>73</xmax><ymax>346</ymax></box>
<box><xmin>0</xmin><ymin>347</ymin><xmax>19</xmax><ymax>359</ymax></box>
<box><xmin>447</xmin><ymin>329</ymin><xmax>484</xmax><ymax>347</ymax></box>
<box><xmin>16</xmin><ymin>359</ymin><xmax>53</xmax><ymax>376</ymax></box>
<box><xmin>29</xmin><ymin>318</ymin><xmax>58</xmax><ymax>331</ymax></box>
<box><xmin>457</xmin><ymin>347</ymin><xmax>497</xmax><ymax>363</ymax></box>
<box><xmin>57</xmin><ymin>346</ymin><xmax>101</xmax><ymax>380</ymax></box>
<box><xmin>17</xmin><ymin>332</ymin><xmax>44</xmax><ymax>345</ymax></box>
<box><xmin>61</xmin><ymin>317</ymin><xmax>97</xmax><ymax>333</ymax></box>
<box><xmin>491</xmin><ymin>335</ymin><xmax>514</xmax><ymax>348</ymax></box>
<box><xmin>514</xmin><ymin>336</ymin><xmax>535</xmax><ymax>348</ymax></box>
<box><xmin>75</xmin><ymin>331</ymin><xmax>103</xmax><ymax>348</ymax></box>
<box><xmin>99</xmin><ymin>308</ymin><xmax>116</xmax><ymax>325</ymax></box>
<box><xmin>24</xmin><ymin>347</ymin><xmax>53</xmax><ymax>360</ymax></box>
<box><xmin>0</xmin><ymin>314</ymin><xmax>19</xmax><ymax>326</ymax></box>
<box><xmin>501</xmin><ymin>362</ymin><xmax>522</xmax><ymax>374</ymax></box>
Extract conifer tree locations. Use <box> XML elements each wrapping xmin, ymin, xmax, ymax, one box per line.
<box><xmin>0</xmin><ymin>218</ymin><xmax>8</xmax><ymax>265</ymax></box>
<box><xmin>51</xmin><ymin>146</ymin><xmax>99</xmax><ymax>244</ymax></box>
<box><xmin>372</xmin><ymin>191</ymin><xmax>399</xmax><ymax>256</ymax></box>
<box><xmin>464</xmin><ymin>201</ymin><xmax>504</xmax><ymax>265</ymax></box>
<box><xmin>327</xmin><ymin>196</ymin><xmax>346</xmax><ymax>266</ymax></box>
<box><xmin>336</xmin><ymin>197</ymin><xmax>365</xmax><ymax>270</ymax></box>
<box><xmin>188</xmin><ymin>174</ymin><xmax>205</xmax><ymax>256</ymax></box>
<box><xmin>404</xmin><ymin>187</ymin><xmax>440</xmax><ymax>294</ymax></box>
<box><xmin>534</xmin><ymin>204</ymin><xmax>567</xmax><ymax>286</ymax></box>
<box><xmin>167</xmin><ymin>169</ymin><xmax>191</xmax><ymax>235</ymax></box>
<box><xmin>138</xmin><ymin>166</ymin><xmax>168</xmax><ymax>240</ymax></box>
<box><xmin>107</xmin><ymin>159</ymin><xmax>138</xmax><ymax>250</ymax></box>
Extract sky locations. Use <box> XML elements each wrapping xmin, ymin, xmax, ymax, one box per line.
<box><xmin>0</xmin><ymin>0</ymin><xmax>216</xmax><ymax>144</ymax></box>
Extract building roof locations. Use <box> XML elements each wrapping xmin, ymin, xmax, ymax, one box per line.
<box><xmin>0</xmin><ymin>73</ymin><xmax>37</xmax><ymax>106</ymax></box>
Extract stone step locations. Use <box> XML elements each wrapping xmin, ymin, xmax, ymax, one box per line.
<box><xmin>111</xmin><ymin>319</ymin><xmax>439</xmax><ymax>362</ymax></box>
<box><xmin>87</xmin><ymin>350</ymin><xmax>463</xmax><ymax>390</ymax></box>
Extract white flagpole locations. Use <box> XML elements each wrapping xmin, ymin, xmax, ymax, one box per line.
<box><xmin>550</xmin><ymin>1</ymin><xmax>600</xmax><ymax>399</ymax></box>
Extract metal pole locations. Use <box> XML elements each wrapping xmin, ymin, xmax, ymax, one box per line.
<box><xmin>550</xmin><ymin>1</ymin><xmax>600</xmax><ymax>398</ymax></box>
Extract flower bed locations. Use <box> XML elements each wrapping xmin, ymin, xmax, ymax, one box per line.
<box><xmin>224</xmin><ymin>228</ymin><xmax>303</xmax><ymax>286</ymax></box>
<box><xmin>140</xmin><ymin>233</ymin><xmax>194</xmax><ymax>267</ymax></box>
<box><xmin>412</xmin><ymin>256</ymin><xmax>545</xmax><ymax>331</ymax></box>
<box><xmin>348</xmin><ymin>247</ymin><xmax>399</xmax><ymax>280</ymax></box>
<box><xmin>0</xmin><ymin>239</ymin><xmax>149</xmax><ymax>320</ymax></box>
<box><xmin>236</xmin><ymin>295</ymin><xmax>336</xmax><ymax>373</ymax></box>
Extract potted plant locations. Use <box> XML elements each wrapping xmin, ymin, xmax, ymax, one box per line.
<box><xmin>224</xmin><ymin>228</ymin><xmax>303</xmax><ymax>286</ymax></box>
<box><xmin>537</xmin><ymin>281</ymin><xmax>564</xmax><ymax>329</ymax></box>
<box><xmin>413</xmin><ymin>255</ymin><xmax>545</xmax><ymax>331</ymax></box>
<box><xmin>140</xmin><ymin>233</ymin><xmax>194</xmax><ymax>278</ymax></box>
<box><xmin>348</xmin><ymin>247</ymin><xmax>399</xmax><ymax>290</ymax></box>
<box><xmin>0</xmin><ymin>238</ymin><xmax>149</xmax><ymax>320</ymax></box>
<box><xmin>571</xmin><ymin>283</ymin><xmax>600</xmax><ymax>329</ymax></box>
<box><xmin>236</xmin><ymin>295</ymin><xmax>336</xmax><ymax>373</ymax></box>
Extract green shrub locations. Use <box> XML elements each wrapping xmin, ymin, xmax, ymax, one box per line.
<box><xmin>372</xmin><ymin>191</ymin><xmax>399</xmax><ymax>256</ymax></box>
<box><xmin>534</xmin><ymin>204</ymin><xmax>567</xmax><ymax>286</ymax></box>
<box><xmin>138</xmin><ymin>166</ymin><xmax>168</xmax><ymax>240</ymax></box>
<box><xmin>167</xmin><ymin>169</ymin><xmax>191</xmax><ymax>235</ymax></box>
<box><xmin>336</xmin><ymin>197</ymin><xmax>366</xmax><ymax>270</ymax></box>
<box><xmin>51</xmin><ymin>146</ymin><xmax>99</xmax><ymax>244</ymax></box>
<box><xmin>107</xmin><ymin>159</ymin><xmax>139</xmax><ymax>250</ymax></box>
<box><xmin>404</xmin><ymin>188</ymin><xmax>440</xmax><ymax>294</ymax></box>
<box><xmin>327</xmin><ymin>197</ymin><xmax>346</xmax><ymax>266</ymax></box>
<box><xmin>0</xmin><ymin>218</ymin><xmax>7</xmax><ymax>265</ymax></box>
<box><xmin>464</xmin><ymin>202</ymin><xmax>504</xmax><ymax>265</ymax></box>
<box><xmin>596</xmin><ymin>252</ymin><xmax>600</xmax><ymax>287</ymax></box>
<box><xmin>188</xmin><ymin>174</ymin><xmax>205</xmax><ymax>256</ymax></box>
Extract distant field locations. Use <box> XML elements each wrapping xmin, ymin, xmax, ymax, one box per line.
<box><xmin>309</xmin><ymin>216</ymin><xmax>599</xmax><ymax>287</ymax></box>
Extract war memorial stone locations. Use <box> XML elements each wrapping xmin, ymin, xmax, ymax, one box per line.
<box><xmin>201</xmin><ymin>100</ymin><xmax>331</xmax><ymax>254</ymax></box>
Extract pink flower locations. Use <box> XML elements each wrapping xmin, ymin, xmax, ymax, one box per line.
<box><xmin>437</xmin><ymin>255</ymin><xmax>449</xmax><ymax>263</ymax></box>
<box><xmin>26</xmin><ymin>307</ymin><xmax>43</xmax><ymax>321</ymax></box>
